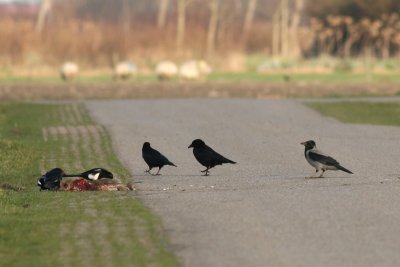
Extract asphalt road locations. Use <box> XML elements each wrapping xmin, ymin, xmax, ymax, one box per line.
<box><xmin>87</xmin><ymin>99</ymin><xmax>400</xmax><ymax>267</ymax></box>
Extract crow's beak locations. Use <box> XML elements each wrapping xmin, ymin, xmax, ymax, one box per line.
<box><xmin>188</xmin><ymin>144</ymin><xmax>193</xmax><ymax>148</ymax></box>
<box><xmin>300</xmin><ymin>141</ymin><xmax>306</xmax><ymax>146</ymax></box>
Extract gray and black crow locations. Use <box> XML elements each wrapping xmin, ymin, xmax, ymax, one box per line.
<box><xmin>142</xmin><ymin>142</ymin><xmax>177</xmax><ymax>175</ymax></box>
<box><xmin>301</xmin><ymin>140</ymin><xmax>353</xmax><ymax>178</ymax></box>
<box><xmin>188</xmin><ymin>139</ymin><xmax>236</xmax><ymax>176</ymax></box>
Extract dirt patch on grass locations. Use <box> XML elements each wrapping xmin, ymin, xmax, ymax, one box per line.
<box><xmin>1</xmin><ymin>183</ymin><xmax>25</xmax><ymax>191</ymax></box>
<box><xmin>1</xmin><ymin>81</ymin><xmax>399</xmax><ymax>100</ymax></box>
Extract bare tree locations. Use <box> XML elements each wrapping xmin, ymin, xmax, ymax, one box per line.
<box><xmin>36</xmin><ymin>0</ymin><xmax>53</xmax><ymax>32</ymax></box>
<box><xmin>342</xmin><ymin>17</ymin><xmax>356</xmax><ymax>58</ymax></box>
<box><xmin>380</xmin><ymin>14</ymin><xmax>397</xmax><ymax>59</ymax></box>
<box><xmin>207</xmin><ymin>0</ymin><xmax>220</xmax><ymax>56</ymax></box>
<box><xmin>272</xmin><ymin>7</ymin><xmax>280</xmax><ymax>57</ymax></box>
<box><xmin>289</xmin><ymin>0</ymin><xmax>304</xmax><ymax>58</ymax></box>
<box><xmin>122</xmin><ymin>0</ymin><xmax>131</xmax><ymax>34</ymax></box>
<box><xmin>216</xmin><ymin>0</ymin><xmax>242</xmax><ymax>51</ymax></box>
<box><xmin>176</xmin><ymin>0</ymin><xmax>186</xmax><ymax>52</ymax></box>
<box><xmin>280</xmin><ymin>0</ymin><xmax>289</xmax><ymax>57</ymax></box>
<box><xmin>242</xmin><ymin>0</ymin><xmax>258</xmax><ymax>36</ymax></box>
<box><xmin>272</xmin><ymin>0</ymin><xmax>290</xmax><ymax>58</ymax></box>
<box><xmin>119</xmin><ymin>0</ymin><xmax>132</xmax><ymax>56</ymax></box>
<box><xmin>158</xmin><ymin>0</ymin><xmax>170</xmax><ymax>29</ymax></box>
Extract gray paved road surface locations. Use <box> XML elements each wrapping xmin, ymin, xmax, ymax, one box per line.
<box><xmin>87</xmin><ymin>99</ymin><xmax>400</xmax><ymax>267</ymax></box>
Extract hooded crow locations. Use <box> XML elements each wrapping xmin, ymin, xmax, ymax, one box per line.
<box><xmin>301</xmin><ymin>140</ymin><xmax>353</xmax><ymax>178</ymax></box>
<box><xmin>188</xmin><ymin>139</ymin><xmax>236</xmax><ymax>176</ymax></box>
<box><xmin>64</xmin><ymin>168</ymin><xmax>113</xmax><ymax>181</ymax></box>
<box><xmin>142</xmin><ymin>142</ymin><xmax>177</xmax><ymax>175</ymax></box>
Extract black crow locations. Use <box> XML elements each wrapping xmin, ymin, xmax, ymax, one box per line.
<box><xmin>142</xmin><ymin>142</ymin><xmax>177</xmax><ymax>175</ymax></box>
<box><xmin>64</xmin><ymin>168</ymin><xmax>113</xmax><ymax>180</ymax></box>
<box><xmin>188</xmin><ymin>139</ymin><xmax>236</xmax><ymax>176</ymax></box>
<box><xmin>301</xmin><ymin>140</ymin><xmax>353</xmax><ymax>178</ymax></box>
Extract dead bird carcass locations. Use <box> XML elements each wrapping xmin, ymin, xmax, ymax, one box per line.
<box><xmin>37</xmin><ymin>168</ymin><xmax>133</xmax><ymax>191</ymax></box>
<box><xmin>61</xmin><ymin>178</ymin><xmax>134</xmax><ymax>191</ymax></box>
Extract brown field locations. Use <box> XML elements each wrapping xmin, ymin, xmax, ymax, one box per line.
<box><xmin>0</xmin><ymin>81</ymin><xmax>399</xmax><ymax>100</ymax></box>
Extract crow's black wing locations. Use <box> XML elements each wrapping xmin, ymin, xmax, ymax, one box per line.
<box><xmin>193</xmin><ymin>147</ymin><xmax>211</xmax><ymax>167</ymax></box>
<box><xmin>144</xmin><ymin>148</ymin><xmax>172</xmax><ymax>166</ymax></box>
<box><xmin>308</xmin><ymin>150</ymin><xmax>339</xmax><ymax>166</ymax></box>
<box><xmin>194</xmin><ymin>145</ymin><xmax>235</xmax><ymax>168</ymax></box>
<box><xmin>211</xmin><ymin>150</ymin><xmax>236</xmax><ymax>165</ymax></box>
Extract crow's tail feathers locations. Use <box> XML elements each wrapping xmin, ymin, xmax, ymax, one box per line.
<box><xmin>225</xmin><ymin>159</ymin><xmax>236</xmax><ymax>164</ymax></box>
<box><xmin>337</xmin><ymin>165</ymin><xmax>353</xmax><ymax>174</ymax></box>
<box><xmin>168</xmin><ymin>162</ymin><xmax>177</xmax><ymax>167</ymax></box>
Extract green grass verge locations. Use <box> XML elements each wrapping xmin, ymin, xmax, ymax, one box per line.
<box><xmin>0</xmin><ymin>103</ymin><xmax>179</xmax><ymax>267</ymax></box>
<box><xmin>308</xmin><ymin>102</ymin><xmax>400</xmax><ymax>126</ymax></box>
<box><xmin>209</xmin><ymin>72</ymin><xmax>400</xmax><ymax>83</ymax></box>
<box><xmin>1</xmin><ymin>72</ymin><xmax>400</xmax><ymax>84</ymax></box>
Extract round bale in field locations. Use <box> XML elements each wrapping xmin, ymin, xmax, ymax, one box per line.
<box><xmin>155</xmin><ymin>60</ymin><xmax>178</xmax><ymax>80</ymax></box>
<box><xmin>113</xmin><ymin>61</ymin><xmax>137</xmax><ymax>80</ymax></box>
<box><xmin>179</xmin><ymin>60</ymin><xmax>212</xmax><ymax>80</ymax></box>
<box><xmin>60</xmin><ymin>62</ymin><xmax>79</xmax><ymax>81</ymax></box>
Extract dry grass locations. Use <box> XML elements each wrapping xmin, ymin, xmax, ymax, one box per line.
<box><xmin>0</xmin><ymin>18</ymin><xmax>252</xmax><ymax>68</ymax></box>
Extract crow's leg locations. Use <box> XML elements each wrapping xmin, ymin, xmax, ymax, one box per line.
<box><xmin>155</xmin><ymin>166</ymin><xmax>163</xmax><ymax>176</ymax></box>
<box><xmin>145</xmin><ymin>167</ymin><xmax>153</xmax><ymax>174</ymax></box>
<box><xmin>318</xmin><ymin>169</ymin><xmax>325</xmax><ymax>178</ymax></box>
<box><xmin>201</xmin><ymin>168</ymin><xmax>209</xmax><ymax>176</ymax></box>
<box><xmin>306</xmin><ymin>169</ymin><xmax>320</xmax><ymax>179</ymax></box>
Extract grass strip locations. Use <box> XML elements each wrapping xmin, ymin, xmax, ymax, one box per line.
<box><xmin>1</xmin><ymin>72</ymin><xmax>400</xmax><ymax>84</ymax></box>
<box><xmin>308</xmin><ymin>101</ymin><xmax>400</xmax><ymax>126</ymax></box>
<box><xmin>0</xmin><ymin>102</ymin><xmax>179</xmax><ymax>267</ymax></box>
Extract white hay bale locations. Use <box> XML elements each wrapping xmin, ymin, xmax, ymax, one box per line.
<box><xmin>179</xmin><ymin>60</ymin><xmax>212</xmax><ymax>80</ymax></box>
<box><xmin>179</xmin><ymin>61</ymin><xmax>200</xmax><ymax>80</ymax></box>
<box><xmin>113</xmin><ymin>61</ymin><xmax>137</xmax><ymax>80</ymax></box>
<box><xmin>155</xmin><ymin>61</ymin><xmax>178</xmax><ymax>80</ymax></box>
<box><xmin>197</xmin><ymin>60</ymin><xmax>212</xmax><ymax>75</ymax></box>
<box><xmin>60</xmin><ymin>62</ymin><xmax>79</xmax><ymax>81</ymax></box>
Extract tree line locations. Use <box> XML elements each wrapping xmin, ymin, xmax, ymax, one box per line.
<box><xmin>1</xmin><ymin>0</ymin><xmax>398</xmax><ymax>66</ymax></box>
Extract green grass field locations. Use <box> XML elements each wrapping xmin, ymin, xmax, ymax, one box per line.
<box><xmin>0</xmin><ymin>103</ymin><xmax>179</xmax><ymax>267</ymax></box>
<box><xmin>1</xmin><ymin>72</ymin><xmax>400</xmax><ymax>84</ymax></box>
<box><xmin>308</xmin><ymin>101</ymin><xmax>400</xmax><ymax>126</ymax></box>
<box><xmin>210</xmin><ymin>72</ymin><xmax>400</xmax><ymax>83</ymax></box>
